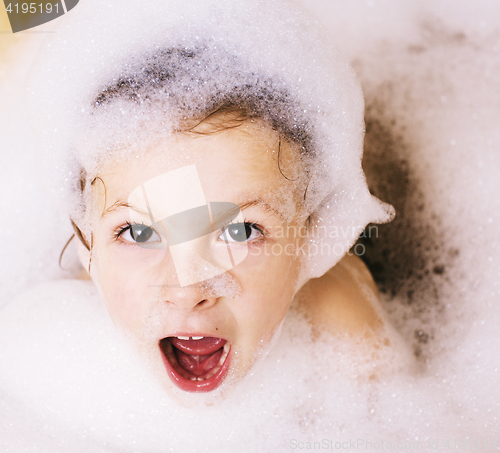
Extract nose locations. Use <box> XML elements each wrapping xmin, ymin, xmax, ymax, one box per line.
<box><xmin>153</xmin><ymin>247</ymin><xmax>221</xmax><ymax>311</ymax></box>
<box><xmin>162</xmin><ymin>285</ymin><xmax>218</xmax><ymax>312</ymax></box>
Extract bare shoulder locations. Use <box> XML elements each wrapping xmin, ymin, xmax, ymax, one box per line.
<box><xmin>296</xmin><ymin>255</ymin><xmax>417</xmax><ymax>375</ymax></box>
<box><xmin>297</xmin><ymin>254</ymin><xmax>384</xmax><ymax>335</ymax></box>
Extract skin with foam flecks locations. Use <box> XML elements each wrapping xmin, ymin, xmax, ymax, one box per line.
<box><xmin>75</xmin><ymin>119</ymin><xmax>387</xmax><ymax>405</ymax></box>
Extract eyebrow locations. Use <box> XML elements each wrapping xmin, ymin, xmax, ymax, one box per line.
<box><xmin>101</xmin><ymin>200</ymin><xmax>152</xmax><ymax>220</ymax></box>
<box><xmin>101</xmin><ymin>198</ymin><xmax>285</xmax><ymax>222</ymax></box>
<box><xmin>239</xmin><ymin>198</ymin><xmax>285</xmax><ymax>221</ymax></box>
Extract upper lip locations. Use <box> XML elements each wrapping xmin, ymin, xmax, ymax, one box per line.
<box><xmin>164</xmin><ymin>333</ymin><xmax>229</xmax><ymax>341</ymax></box>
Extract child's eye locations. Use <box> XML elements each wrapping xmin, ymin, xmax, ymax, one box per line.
<box><xmin>219</xmin><ymin>222</ymin><xmax>263</xmax><ymax>243</ymax></box>
<box><xmin>118</xmin><ymin>223</ymin><xmax>162</xmax><ymax>244</ymax></box>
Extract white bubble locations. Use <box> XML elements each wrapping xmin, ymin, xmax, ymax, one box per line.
<box><xmin>1</xmin><ymin>0</ymin><xmax>500</xmax><ymax>451</ymax></box>
<box><xmin>27</xmin><ymin>0</ymin><xmax>391</xmax><ymax>280</ymax></box>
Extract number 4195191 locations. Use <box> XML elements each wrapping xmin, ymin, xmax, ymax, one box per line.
<box><xmin>5</xmin><ymin>3</ymin><xmax>59</xmax><ymax>14</ymax></box>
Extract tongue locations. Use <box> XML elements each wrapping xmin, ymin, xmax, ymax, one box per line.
<box><xmin>175</xmin><ymin>349</ymin><xmax>223</xmax><ymax>377</ymax></box>
<box><xmin>170</xmin><ymin>337</ymin><xmax>225</xmax><ymax>355</ymax></box>
<box><xmin>170</xmin><ymin>337</ymin><xmax>225</xmax><ymax>377</ymax></box>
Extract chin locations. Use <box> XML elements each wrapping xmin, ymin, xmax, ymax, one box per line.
<box><xmin>124</xmin><ymin>322</ymin><xmax>286</xmax><ymax>407</ymax></box>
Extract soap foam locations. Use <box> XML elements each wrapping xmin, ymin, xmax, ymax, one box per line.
<box><xmin>1</xmin><ymin>0</ymin><xmax>499</xmax><ymax>451</ymax></box>
<box><xmin>27</xmin><ymin>0</ymin><xmax>392</xmax><ymax>282</ymax></box>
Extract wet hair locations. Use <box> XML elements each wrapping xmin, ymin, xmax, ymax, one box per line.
<box><xmin>92</xmin><ymin>46</ymin><xmax>314</xmax><ymax>152</ymax></box>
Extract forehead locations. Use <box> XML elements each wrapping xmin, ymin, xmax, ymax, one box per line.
<box><xmin>95</xmin><ymin>121</ymin><xmax>305</xmax><ymax>216</ymax></box>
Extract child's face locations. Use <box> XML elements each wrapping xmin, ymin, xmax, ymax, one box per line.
<box><xmin>84</xmin><ymin>120</ymin><xmax>308</xmax><ymax>404</ymax></box>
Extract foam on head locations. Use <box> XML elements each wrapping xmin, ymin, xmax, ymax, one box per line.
<box><xmin>2</xmin><ymin>0</ymin><xmax>500</xmax><ymax>449</ymax></box>
<box><xmin>28</xmin><ymin>0</ymin><xmax>393</xmax><ymax>285</ymax></box>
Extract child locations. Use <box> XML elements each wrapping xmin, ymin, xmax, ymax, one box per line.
<box><xmin>26</xmin><ymin>0</ymin><xmax>409</xmax><ymax>406</ymax></box>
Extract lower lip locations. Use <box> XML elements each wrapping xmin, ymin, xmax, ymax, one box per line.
<box><xmin>160</xmin><ymin>341</ymin><xmax>231</xmax><ymax>393</ymax></box>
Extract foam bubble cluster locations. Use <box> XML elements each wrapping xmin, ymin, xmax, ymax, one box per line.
<box><xmin>27</xmin><ymin>0</ymin><xmax>392</xmax><ymax>281</ymax></box>
<box><xmin>1</xmin><ymin>0</ymin><xmax>500</xmax><ymax>451</ymax></box>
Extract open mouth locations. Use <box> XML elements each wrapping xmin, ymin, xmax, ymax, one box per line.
<box><xmin>159</xmin><ymin>336</ymin><xmax>231</xmax><ymax>392</ymax></box>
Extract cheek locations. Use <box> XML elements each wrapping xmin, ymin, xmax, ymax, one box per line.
<box><xmin>235</xmin><ymin>246</ymin><xmax>299</xmax><ymax>330</ymax></box>
<box><xmin>91</xmin><ymin>246</ymin><xmax>162</xmax><ymax>332</ymax></box>
<box><xmin>244</xmin><ymin>239</ymin><xmax>301</xmax><ymax>290</ymax></box>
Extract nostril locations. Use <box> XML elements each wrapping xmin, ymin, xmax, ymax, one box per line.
<box><xmin>161</xmin><ymin>287</ymin><xmax>217</xmax><ymax>310</ymax></box>
<box><xmin>194</xmin><ymin>298</ymin><xmax>219</xmax><ymax>310</ymax></box>
<box><xmin>167</xmin><ymin>298</ymin><xmax>215</xmax><ymax>311</ymax></box>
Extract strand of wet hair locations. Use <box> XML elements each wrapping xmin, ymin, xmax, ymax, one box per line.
<box><xmin>277</xmin><ymin>134</ymin><xmax>299</xmax><ymax>182</ymax></box>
